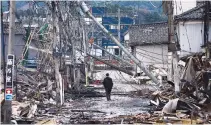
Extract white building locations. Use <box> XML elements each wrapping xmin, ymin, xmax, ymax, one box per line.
<box><xmin>173</xmin><ymin>0</ymin><xmax>197</xmax><ymax>16</ymax></box>
<box><xmin>174</xmin><ymin>1</ymin><xmax>211</xmax><ymax>57</ymax></box>
<box><xmin>128</xmin><ymin>22</ymin><xmax>169</xmax><ymax>74</ymax></box>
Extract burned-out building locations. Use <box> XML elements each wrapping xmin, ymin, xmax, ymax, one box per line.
<box><xmin>2</xmin><ymin>22</ymin><xmax>38</xmax><ymax>61</ymax></box>
<box><xmin>3</xmin><ymin>22</ymin><xmax>26</xmax><ymax>60</ymax></box>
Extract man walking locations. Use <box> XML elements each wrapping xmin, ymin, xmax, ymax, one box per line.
<box><xmin>103</xmin><ymin>73</ymin><xmax>113</xmax><ymax>101</ymax></box>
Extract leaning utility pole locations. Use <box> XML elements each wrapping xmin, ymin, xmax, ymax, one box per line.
<box><xmin>3</xmin><ymin>1</ymin><xmax>15</xmax><ymax>124</ymax></box>
<box><xmin>80</xmin><ymin>2</ymin><xmax>160</xmax><ymax>85</ymax></box>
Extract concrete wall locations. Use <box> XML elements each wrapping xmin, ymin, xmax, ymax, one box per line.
<box><xmin>135</xmin><ymin>44</ymin><xmax>168</xmax><ymax>73</ymax></box>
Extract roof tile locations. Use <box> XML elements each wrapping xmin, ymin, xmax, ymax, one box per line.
<box><xmin>128</xmin><ymin>22</ymin><xmax>168</xmax><ymax>46</ymax></box>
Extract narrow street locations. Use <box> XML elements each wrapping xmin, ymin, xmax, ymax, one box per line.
<box><xmin>61</xmin><ymin>83</ymin><xmax>153</xmax><ymax>119</ymax></box>
<box><xmin>57</xmin><ymin>82</ymin><xmax>154</xmax><ymax>124</ymax></box>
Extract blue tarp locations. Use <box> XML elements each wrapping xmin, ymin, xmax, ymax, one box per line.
<box><xmin>91</xmin><ymin>7</ymin><xmax>106</xmax><ymax>15</ymax></box>
<box><xmin>102</xmin><ymin>17</ymin><xmax>133</xmax><ymax>25</ymax></box>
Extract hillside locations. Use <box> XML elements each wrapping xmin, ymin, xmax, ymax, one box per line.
<box><xmin>2</xmin><ymin>1</ymin><xmax>167</xmax><ymax>24</ymax></box>
<box><xmin>88</xmin><ymin>1</ymin><xmax>167</xmax><ymax>24</ymax></box>
<box><xmin>88</xmin><ymin>1</ymin><xmax>163</xmax><ymax>12</ymax></box>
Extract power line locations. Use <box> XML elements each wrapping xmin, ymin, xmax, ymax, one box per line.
<box><xmin>177</xmin><ymin>0</ymin><xmax>191</xmax><ymax>52</ymax></box>
<box><xmin>135</xmin><ymin>47</ymin><xmax>168</xmax><ymax>56</ymax></box>
<box><xmin>135</xmin><ymin>51</ymin><xmax>168</xmax><ymax>63</ymax></box>
<box><xmin>148</xmin><ymin>0</ymin><xmax>163</xmax><ymax>9</ymax></box>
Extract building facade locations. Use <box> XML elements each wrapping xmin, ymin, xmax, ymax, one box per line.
<box><xmin>128</xmin><ymin>22</ymin><xmax>169</xmax><ymax>73</ymax></box>
<box><xmin>174</xmin><ymin>2</ymin><xmax>211</xmax><ymax>57</ymax></box>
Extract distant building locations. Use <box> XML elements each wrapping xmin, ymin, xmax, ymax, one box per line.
<box><xmin>85</xmin><ymin>7</ymin><xmax>134</xmax><ymax>57</ymax></box>
<box><xmin>128</xmin><ymin>22</ymin><xmax>169</xmax><ymax>73</ymax></box>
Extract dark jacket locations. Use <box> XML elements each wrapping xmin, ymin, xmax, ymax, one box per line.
<box><xmin>103</xmin><ymin>76</ymin><xmax>113</xmax><ymax>89</ymax></box>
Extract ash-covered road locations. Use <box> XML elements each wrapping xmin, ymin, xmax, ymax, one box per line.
<box><xmin>57</xmin><ymin>81</ymin><xmax>155</xmax><ymax>124</ymax></box>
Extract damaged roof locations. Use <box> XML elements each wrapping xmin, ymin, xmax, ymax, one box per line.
<box><xmin>174</xmin><ymin>4</ymin><xmax>207</xmax><ymax>21</ymax></box>
<box><xmin>3</xmin><ymin>22</ymin><xmax>26</xmax><ymax>35</ymax></box>
<box><xmin>128</xmin><ymin>22</ymin><xmax>169</xmax><ymax>46</ymax></box>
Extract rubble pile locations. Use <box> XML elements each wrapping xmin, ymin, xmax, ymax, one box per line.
<box><xmin>1</xmin><ymin>53</ymin><xmax>211</xmax><ymax>124</ymax></box>
<box><xmin>15</xmin><ymin>71</ymin><xmax>56</xmax><ymax>102</ymax></box>
<box><xmin>1</xmin><ymin>68</ymin><xmax>102</xmax><ymax>124</ymax></box>
<box><xmin>147</xmin><ymin>54</ymin><xmax>211</xmax><ymax>124</ymax></box>
<box><xmin>1</xmin><ymin>68</ymin><xmax>60</xmax><ymax>124</ymax></box>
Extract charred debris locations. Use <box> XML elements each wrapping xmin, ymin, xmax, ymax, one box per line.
<box><xmin>1</xmin><ymin>1</ymin><xmax>211</xmax><ymax>124</ymax></box>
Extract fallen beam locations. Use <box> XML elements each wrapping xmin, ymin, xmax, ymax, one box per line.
<box><xmin>71</xmin><ymin>110</ymin><xmax>106</xmax><ymax>114</ymax></box>
<box><xmin>27</xmin><ymin>45</ymin><xmax>134</xmax><ymax>76</ymax></box>
<box><xmin>92</xmin><ymin>44</ymin><xmax>132</xmax><ymax>66</ymax></box>
<box><xmin>88</xmin><ymin>54</ymin><xmax>134</xmax><ymax>76</ymax></box>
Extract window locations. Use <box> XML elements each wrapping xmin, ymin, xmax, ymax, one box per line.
<box><xmin>110</xmin><ymin>25</ymin><xmax>118</xmax><ymax>29</ymax></box>
<box><xmin>114</xmin><ymin>48</ymin><xmax>119</xmax><ymax>55</ymax></box>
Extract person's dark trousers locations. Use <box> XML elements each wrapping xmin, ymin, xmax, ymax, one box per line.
<box><xmin>105</xmin><ymin>88</ymin><xmax>112</xmax><ymax>101</ymax></box>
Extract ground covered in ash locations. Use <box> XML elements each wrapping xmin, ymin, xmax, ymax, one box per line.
<box><xmin>57</xmin><ymin>82</ymin><xmax>155</xmax><ymax>124</ymax></box>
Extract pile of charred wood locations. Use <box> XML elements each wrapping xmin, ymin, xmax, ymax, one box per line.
<box><xmin>148</xmin><ymin>54</ymin><xmax>211</xmax><ymax>124</ymax></box>
<box><xmin>1</xmin><ymin>68</ymin><xmax>59</xmax><ymax>124</ymax></box>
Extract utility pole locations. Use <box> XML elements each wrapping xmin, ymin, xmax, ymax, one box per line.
<box><xmin>3</xmin><ymin>1</ymin><xmax>15</xmax><ymax>124</ymax></box>
<box><xmin>118</xmin><ymin>8</ymin><xmax>121</xmax><ymax>56</ymax></box>
<box><xmin>51</xmin><ymin>2</ymin><xmax>63</xmax><ymax>105</ymax></box>
<box><xmin>0</xmin><ymin>1</ymin><xmax>2</xmax><ymax>88</ymax></box>
<box><xmin>204</xmin><ymin>1</ymin><xmax>210</xmax><ymax>58</ymax></box>
<box><xmin>167</xmin><ymin>1</ymin><xmax>180</xmax><ymax>96</ymax></box>
<box><xmin>1</xmin><ymin>1</ymin><xmax>6</xmax><ymax>102</ymax></box>
<box><xmin>83</xmin><ymin>24</ymin><xmax>89</xmax><ymax>86</ymax></box>
<box><xmin>80</xmin><ymin>2</ymin><xmax>160</xmax><ymax>85</ymax></box>
<box><xmin>138</xmin><ymin>1</ymin><xmax>140</xmax><ymax>25</ymax></box>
